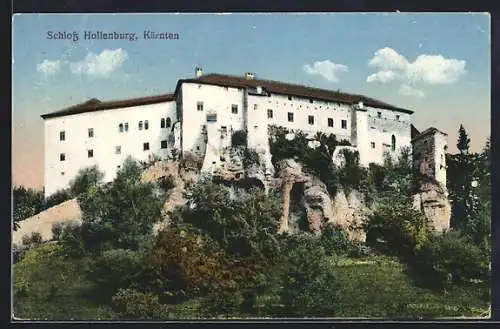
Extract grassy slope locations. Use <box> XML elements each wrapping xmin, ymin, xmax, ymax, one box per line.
<box><xmin>13</xmin><ymin>244</ymin><xmax>489</xmax><ymax>320</ymax></box>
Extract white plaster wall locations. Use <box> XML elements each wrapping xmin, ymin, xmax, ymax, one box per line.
<box><xmin>433</xmin><ymin>132</ymin><xmax>448</xmax><ymax>189</ymax></box>
<box><xmin>263</xmin><ymin>93</ymin><xmax>352</xmax><ymax>142</ymax></box>
<box><xmin>43</xmin><ymin>101</ymin><xmax>176</xmax><ymax>196</ymax></box>
<box><xmin>364</xmin><ymin>106</ymin><xmax>412</xmax><ymax>165</ymax></box>
<box><xmin>180</xmin><ymin>82</ymin><xmax>245</xmax><ymax>159</ymax></box>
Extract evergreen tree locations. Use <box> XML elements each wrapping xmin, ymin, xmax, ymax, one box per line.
<box><xmin>457</xmin><ymin>124</ymin><xmax>471</xmax><ymax>155</ymax></box>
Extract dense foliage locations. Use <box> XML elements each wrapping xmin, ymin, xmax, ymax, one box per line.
<box><xmin>13</xmin><ymin>124</ymin><xmax>490</xmax><ymax>319</ymax></box>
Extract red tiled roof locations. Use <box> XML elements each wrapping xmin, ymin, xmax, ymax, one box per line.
<box><xmin>42</xmin><ymin>73</ymin><xmax>414</xmax><ymax>119</ymax></box>
<box><xmin>178</xmin><ymin>73</ymin><xmax>414</xmax><ymax>114</ymax></box>
<box><xmin>41</xmin><ymin>94</ymin><xmax>175</xmax><ymax>119</ymax></box>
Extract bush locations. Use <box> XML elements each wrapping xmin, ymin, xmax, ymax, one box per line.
<box><xmin>320</xmin><ymin>223</ymin><xmax>350</xmax><ymax>256</ymax></box>
<box><xmin>410</xmin><ymin>231</ymin><xmax>489</xmax><ymax>290</ymax></box>
<box><xmin>51</xmin><ymin>222</ymin><xmax>65</xmax><ymax>240</ymax></box>
<box><xmin>86</xmin><ymin>249</ymin><xmax>143</xmax><ymax>299</ymax></box>
<box><xmin>180</xmin><ymin>151</ymin><xmax>203</xmax><ymax>171</ymax></box>
<box><xmin>347</xmin><ymin>242</ymin><xmax>374</xmax><ymax>258</ymax></box>
<box><xmin>231</xmin><ymin>130</ymin><xmax>247</xmax><ymax>147</ymax></box>
<box><xmin>59</xmin><ymin>222</ymin><xmax>86</xmax><ymax>258</ymax></box>
<box><xmin>158</xmin><ymin>175</ymin><xmax>176</xmax><ymax>192</ymax></box>
<box><xmin>22</xmin><ymin>232</ymin><xmax>43</xmax><ymax>247</ymax></box>
<box><xmin>111</xmin><ymin>288</ymin><xmax>170</xmax><ymax>320</ymax></box>
<box><xmin>242</xmin><ymin>148</ymin><xmax>260</xmax><ymax>169</ymax></box>
<box><xmin>364</xmin><ymin>196</ymin><xmax>431</xmax><ymax>259</ymax></box>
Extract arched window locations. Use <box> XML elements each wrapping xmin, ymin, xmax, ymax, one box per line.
<box><xmin>161</xmin><ymin>118</ymin><xmax>165</xmax><ymax>128</ymax></box>
<box><xmin>144</xmin><ymin>120</ymin><xmax>149</xmax><ymax>130</ymax></box>
<box><xmin>119</xmin><ymin>123</ymin><xmax>124</xmax><ymax>132</ymax></box>
<box><xmin>391</xmin><ymin>135</ymin><xmax>396</xmax><ymax>151</ymax></box>
<box><xmin>139</xmin><ymin>121</ymin><xmax>143</xmax><ymax>130</ymax></box>
<box><xmin>124</xmin><ymin>123</ymin><xmax>129</xmax><ymax>132</ymax></box>
<box><xmin>166</xmin><ymin>117</ymin><xmax>171</xmax><ymax>128</ymax></box>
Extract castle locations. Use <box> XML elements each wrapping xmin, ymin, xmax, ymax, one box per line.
<box><xmin>41</xmin><ymin>68</ymin><xmax>447</xmax><ymax>196</ymax></box>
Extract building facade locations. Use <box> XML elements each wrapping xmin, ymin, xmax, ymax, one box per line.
<box><xmin>41</xmin><ymin>69</ymin><xmax>442</xmax><ymax>196</ymax></box>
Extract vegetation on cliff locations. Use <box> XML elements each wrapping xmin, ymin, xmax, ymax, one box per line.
<box><xmin>12</xmin><ymin>125</ymin><xmax>490</xmax><ymax>319</ymax></box>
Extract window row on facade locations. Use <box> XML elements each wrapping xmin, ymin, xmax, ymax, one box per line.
<box><xmin>58</xmin><ymin>140</ymin><xmax>169</xmax><ymax>161</ymax></box>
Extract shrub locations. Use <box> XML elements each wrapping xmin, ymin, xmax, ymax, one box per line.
<box><xmin>231</xmin><ymin>130</ymin><xmax>247</xmax><ymax>147</ymax></box>
<box><xmin>320</xmin><ymin>223</ymin><xmax>350</xmax><ymax>256</ymax></box>
<box><xmin>111</xmin><ymin>288</ymin><xmax>170</xmax><ymax>320</ymax></box>
<box><xmin>363</xmin><ymin>196</ymin><xmax>431</xmax><ymax>259</ymax></box>
<box><xmin>242</xmin><ymin>148</ymin><xmax>260</xmax><ymax>169</ymax></box>
<box><xmin>21</xmin><ymin>232</ymin><xmax>43</xmax><ymax>247</ymax></box>
<box><xmin>347</xmin><ymin>242</ymin><xmax>374</xmax><ymax>258</ymax></box>
<box><xmin>158</xmin><ymin>175</ymin><xmax>176</xmax><ymax>192</ymax></box>
<box><xmin>410</xmin><ymin>231</ymin><xmax>489</xmax><ymax>290</ymax></box>
<box><xmin>180</xmin><ymin>151</ymin><xmax>203</xmax><ymax>171</ymax></box>
<box><xmin>51</xmin><ymin>222</ymin><xmax>65</xmax><ymax>240</ymax></box>
<box><xmin>59</xmin><ymin>222</ymin><xmax>86</xmax><ymax>258</ymax></box>
<box><xmin>275</xmin><ymin>241</ymin><xmax>340</xmax><ymax>317</ymax></box>
<box><xmin>86</xmin><ymin>249</ymin><xmax>143</xmax><ymax>299</ymax></box>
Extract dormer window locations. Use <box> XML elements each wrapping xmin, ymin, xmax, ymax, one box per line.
<box><xmin>377</xmin><ymin>112</ymin><xmax>382</xmax><ymax>118</ymax></box>
<box><xmin>288</xmin><ymin>96</ymin><xmax>292</xmax><ymax>101</ymax></box>
<box><xmin>396</xmin><ymin>115</ymin><xmax>400</xmax><ymax>121</ymax></box>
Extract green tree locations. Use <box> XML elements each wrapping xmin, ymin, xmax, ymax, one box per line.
<box><xmin>74</xmin><ymin>157</ymin><xmax>165</xmax><ymax>253</ymax></box>
<box><xmin>69</xmin><ymin>165</ymin><xmax>105</xmax><ymax>197</ymax></box>
<box><xmin>13</xmin><ymin>186</ymin><xmax>45</xmax><ymax>230</ymax></box>
<box><xmin>457</xmin><ymin>124</ymin><xmax>471</xmax><ymax>155</ymax></box>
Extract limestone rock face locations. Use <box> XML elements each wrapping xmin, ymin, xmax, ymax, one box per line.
<box><xmin>412</xmin><ymin>181</ymin><xmax>451</xmax><ymax>232</ymax></box>
<box><xmin>330</xmin><ymin>189</ymin><xmax>369</xmax><ymax>242</ymax></box>
<box><xmin>303</xmin><ymin>179</ymin><xmax>334</xmax><ymax>235</ymax></box>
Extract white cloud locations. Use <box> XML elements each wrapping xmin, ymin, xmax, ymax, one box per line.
<box><xmin>303</xmin><ymin>60</ymin><xmax>348</xmax><ymax>82</ymax></box>
<box><xmin>70</xmin><ymin>48</ymin><xmax>128</xmax><ymax>78</ymax></box>
<box><xmin>366</xmin><ymin>70</ymin><xmax>397</xmax><ymax>83</ymax></box>
<box><xmin>398</xmin><ymin>84</ymin><xmax>425</xmax><ymax>98</ymax></box>
<box><xmin>36</xmin><ymin>59</ymin><xmax>61</xmax><ymax>76</ymax></box>
<box><xmin>366</xmin><ymin>47</ymin><xmax>466</xmax><ymax>85</ymax></box>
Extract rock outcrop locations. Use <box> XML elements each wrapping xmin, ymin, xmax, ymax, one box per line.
<box><xmin>329</xmin><ymin>189</ymin><xmax>369</xmax><ymax>242</ymax></box>
<box><xmin>412</xmin><ymin>181</ymin><xmax>451</xmax><ymax>232</ymax></box>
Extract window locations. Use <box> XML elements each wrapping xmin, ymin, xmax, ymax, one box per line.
<box><xmin>119</xmin><ymin>123</ymin><xmax>124</xmax><ymax>132</ymax></box>
<box><xmin>396</xmin><ymin>115</ymin><xmax>400</xmax><ymax>121</ymax></box>
<box><xmin>328</xmin><ymin>118</ymin><xmax>334</xmax><ymax>127</ymax></box>
<box><xmin>161</xmin><ymin>118</ymin><xmax>166</xmax><ymax>128</ymax></box>
<box><xmin>308</xmin><ymin>115</ymin><xmax>314</xmax><ymax>125</ymax></box>
<box><xmin>267</xmin><ymin>109</ymin><xmax>273</xmax><ymax>119</ymax></box>
<box><xmin>377</xmin><ymin>111</ymin><xmax>382</xmax><ymax>118</ymax></box>
<box><xmin>88</xmin><ymin>149</ymin><xmax>94</xmax><ymax>158</ymax></box>
<box><xmin>161</xmin><ymin>140</ymin><xmax>168</xmax><ymax>149</ymax></box>
<box><xmin>253</xmin><ymin>104</ymin><xmax>258</xmax><ymax>110</ymax></box>
<box><xmin>288</xmin><ymin>112</ymin><xmax>294</xmax><ymax>122</ymax></box>
<box><xmin>371</xmin><ymin>142</ymin><xmax>376</xmax><ymax>149</ymax></box>
<box><xmin>115</xmin><ymin>146</ymin><xmax>121</xmax><ymax>154</ymax></box>
<box><xmin>309</xmin><ymin>99</ymin><xmax>314</xmax><ymax>104</ymax></box>
<box><xmin>166</xmin><ymin>117</ymin><xmax>171</xmax><ymax>128</ymax></box>
<box><xmin>288</xmin><ymin>95</ymin><xmax>292</xmax><ymax>101</ymax></box>
<box><xmin>207</xmin><ymin>114</ymin><xmax>217</xmax><ymax>122</ymax></box>
<box><xmin>61</xmin><ymin>172</ymin><xmax>65</xmax><ymax>176</ymax></box>
<box><xmin>60</xmin><ymin>131</ymin><xmax>65</xmax><ymax>141</ymax></box>
<box><xmin>341</xmin><ymin>120</ymin><xmax>347</xmax><ymax>129</ymax></box>
<box><xmin>124</xmin><ymin>123</ymin><xmax>129</xmax><ymax>132</ymax></box>
<box><xmin>88</xmin><ymin>128</ymin><xmax>94</xmax><ymax>138</ymax></box>
<box><xmin>143</xmin><ymin>142</ymin><xmax>150</xmax><ymax>151</ymax></box>
<box><xmin>144</xmin><ymin>120</ymin><xmax>149</xmax><ymax>130</ymax></box>
<box><xmin>60</xmin><ymin>153</ymin><xmax>65</xmax><ymax>161</ymax></box>
<box><xmin>232</xmin><ymin>104</ymin><xmax>238</xmax><ymax>114</ymax></box>
<box><xmin>138</xmin><ymin>121</ymin><xmax>143</xmax><ymax>130</ymax></box>
<box><xmin>391</xmin><ymin>135</ymin><xmax>396</xmax><ymax>151</ymax></box>
<box><xmin>197</xmin><ymin>101</ymin><xmax>204</xmax><ymax>111</ymax></box>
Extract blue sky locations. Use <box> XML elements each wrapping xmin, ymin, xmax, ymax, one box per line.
<box><xmin>12</xmin><ymin>13</ymin><xmax>491</xmax><ymax>188</ymax></box>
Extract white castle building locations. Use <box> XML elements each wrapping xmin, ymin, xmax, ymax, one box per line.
<box><xmin>41</xmin><ymin>68</ymin><xmax>447</xmax><ymax>196</ymax></box>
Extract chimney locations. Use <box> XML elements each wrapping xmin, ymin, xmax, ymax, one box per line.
<box><xmin>195</xmin><ymin>67</ymin><xmax>203</xmax><ymax>78</ymax></box>
<box><xmin>245</xmin><ymin>72</ymin><xmax>255</xmax><ymax>80</ymax></box>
